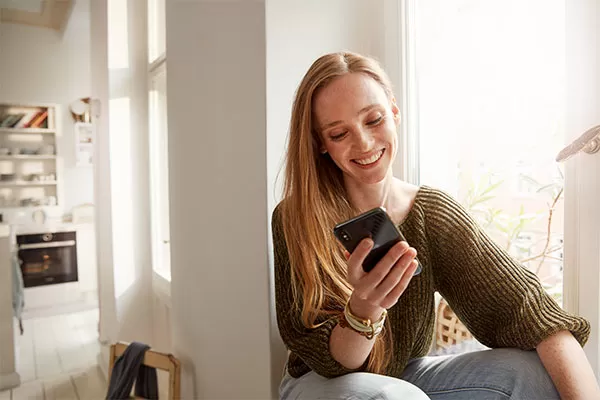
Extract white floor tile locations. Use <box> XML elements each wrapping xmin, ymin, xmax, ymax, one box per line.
<box><xmin>71</xmin><ymin>366</ymin><xmax>106</xmax><ymax>400</ymax></box>
<box><xmin>43</xmin><ymin>374</ymin><xmax>78</xmax><ymax>400</ymax></box>
<box><xmin>11</xmin><ymin>380</ymin><xmax>44</xmax><ymax>400</ymax></box>
<box><xmin>32</xmin><ymin>317</ymin><xmax>63</xmax><ymax>379</ymax></box>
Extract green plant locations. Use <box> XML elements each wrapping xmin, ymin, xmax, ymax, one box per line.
<box><xmin>461</xmin><ymin>167</ymin><xmax>565</xmax><ymax>301</ymax></box>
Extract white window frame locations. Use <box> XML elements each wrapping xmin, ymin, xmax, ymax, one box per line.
<box><xmin>386</xmin><ymin>0</ymin><xmax>420</xmax><ymax>184</ymax></box>
<box><xmin>148</xmin><ymin>0</ymin><xmax>169</xmax><ymax>286</ymax></box>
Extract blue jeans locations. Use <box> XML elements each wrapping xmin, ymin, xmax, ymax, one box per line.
<box><xmin>280</xmin><ymin>348</ymin><xmax>559</xmax><ymax>399</ymax></box>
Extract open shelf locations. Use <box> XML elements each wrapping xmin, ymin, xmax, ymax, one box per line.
<box><xmin>0</xmin><ymin>128</ymin><xmax>55</xmax><ymax>134</ymax></box>
<box><xmin>0</xmin><ymin>181</ymin><xmax>58</xmax><ymax>187</ymax></box>
<box><xmin>0</xmin><ymin>155</ymin><xmax>56</xmax><ymax>160</ymax></box>
<box><xmin>0</xmin><ymin>103</ymin><xmax>60</xmax><ymax>209</ymax></box>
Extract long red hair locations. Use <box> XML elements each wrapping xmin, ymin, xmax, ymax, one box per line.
<box><xmin>280</xmin><ymin>52</ymin><xmax>395</xmax><ymax>374</ymax></box>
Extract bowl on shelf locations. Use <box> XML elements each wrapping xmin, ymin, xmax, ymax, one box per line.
<box><xmin>0</xmin><ymin>148</ymin><xmax>9</xmax><ymax>156</ymax></box>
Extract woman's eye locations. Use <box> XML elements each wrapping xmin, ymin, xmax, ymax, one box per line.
<box><xmin>366</xmin><ymin>116</ymin><xmax>383</xmax><ymax>126</ymax></box>
<box><xmin>330</xmin><ymin>132</ymin><xmax>347</xmax><ymax>141</ymax></box>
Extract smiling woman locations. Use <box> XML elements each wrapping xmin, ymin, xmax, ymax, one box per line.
<box><xmin>272</xmin><ymin>51</ymin><xmax>599</xmax><ymax>400</ymax></box>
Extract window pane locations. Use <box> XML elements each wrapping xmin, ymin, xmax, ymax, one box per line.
<box><xmin>109</xmin><ymin>97</ymin><xmax>136</xmax><ymax>296</ymax></box>
<box><xmin>148</xmin><ymin>0</ymin><xmax>166</xmax><ymax>63</ymax></box>
<box><xmin>414</xmin><ymin>0</ymin><xmax>566</xmax><ymax>305</ymax></box>
<box><xmin>149</xmin><ymin>65</ymin><xmax>171</xmax><ymax>279</ymax></box>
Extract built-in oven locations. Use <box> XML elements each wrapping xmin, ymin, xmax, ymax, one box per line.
<box><xmin>17</xmin><ymin>231</ymin><xmax>78</xmax><ymax>288</ymax></box>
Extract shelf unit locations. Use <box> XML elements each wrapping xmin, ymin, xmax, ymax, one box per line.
<box><xmin>0</xmin><ymin>103</ymin><xmax>61</xmax><ymax>209</ymax></box>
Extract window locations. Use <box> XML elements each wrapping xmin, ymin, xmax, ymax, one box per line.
<box><xmin>148</xmin><ymin>0</ymin><xmax>170</xmax><ymax>280</ymax></box>
<box><xmin>408</xmin><ymin>0</ymin><xmax>566</xmax><ymax>304</ymax></box>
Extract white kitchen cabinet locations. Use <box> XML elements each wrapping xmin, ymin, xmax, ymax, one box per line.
<box><xmin>75</xmin><ymin>223</ymin><xmax>98</xmax><ymax>293</ymax></box>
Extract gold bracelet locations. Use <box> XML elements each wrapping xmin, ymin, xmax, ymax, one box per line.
<box><xmin>339</xmin><ymin>303</ymin><xmax>387</xmax><ymax>340</ymax></box>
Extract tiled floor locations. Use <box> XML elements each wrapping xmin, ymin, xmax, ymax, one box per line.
<box><xmin>1</xmin><ymin>309</ymin><xmax>106</xmax><ymax>400</ymax></box>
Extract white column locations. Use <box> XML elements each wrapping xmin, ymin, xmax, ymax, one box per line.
<box><xmin>166</xmin><ymin>1</ymin><xmax>272</xmax><ymax>398</ymax></box>
<box><xmin>0</xmin><ymin>227</ymin><xmax>20</xmax><ymax>391</ymax></box>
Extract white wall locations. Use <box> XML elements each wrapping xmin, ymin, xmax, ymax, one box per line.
<box><xmin>0</xmin><ymin>0</ymin><xmax>94</xmax><ymax>214</ymax></box>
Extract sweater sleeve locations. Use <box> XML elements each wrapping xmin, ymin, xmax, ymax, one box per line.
<box><xmin>423</xmin><ymin>188</ymin><xmax>590</xmax><ymax>350</ymax></box>
<box><xmin>272</xmin><ymin>205</ymin><xmax>365</xmax><ymax>378</ymax></box>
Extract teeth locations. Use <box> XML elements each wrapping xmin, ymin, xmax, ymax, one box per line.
<box><xmin>355</xmin><ymin>150</ymin><xmax>383</xmax><ymax>165</ymax></box>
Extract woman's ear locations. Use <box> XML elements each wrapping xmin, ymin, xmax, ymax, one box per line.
<box><xmin>390</xmin><ymin>97</ymin><xmax>401</xmax><ymax>125</ymax></box>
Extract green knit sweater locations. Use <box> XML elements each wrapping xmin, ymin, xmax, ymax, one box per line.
<box><xmin>272</xmin><ymin>186</ymin><xmax>590</xmax><ymax>379</ymax></box>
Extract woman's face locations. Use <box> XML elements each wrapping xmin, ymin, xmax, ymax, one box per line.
<box><xmin>313</xmin><ymin>73</ymin><xmax>400</xmax><ymax>186</ymax></box>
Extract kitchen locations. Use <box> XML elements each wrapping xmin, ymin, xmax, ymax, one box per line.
<box><xmin>0</xmin><ymin>0</ymin><xmax>101</xmax><ymax>395</ymax></box>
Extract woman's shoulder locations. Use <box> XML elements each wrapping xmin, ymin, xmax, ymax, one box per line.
<box><xmin>413</xmin><ymin>185</ymin><xmax>462</xmax><ymax>209</ymax></box>
<box><xmin>401</xmin><ymin>184</ymin><xmax>472</xmax><ymax>230</ymax></box>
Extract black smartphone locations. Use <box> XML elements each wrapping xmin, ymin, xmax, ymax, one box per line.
<box><xmin>333</xmin><ymin>207</ymin><xmax>422</xmax><ymax>274</ymax></box>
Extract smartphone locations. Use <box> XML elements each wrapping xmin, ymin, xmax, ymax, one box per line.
<box><xmin>333</xmin><ymin>207</ymin><xmax>422</xmax><ymax>274</ymax></box>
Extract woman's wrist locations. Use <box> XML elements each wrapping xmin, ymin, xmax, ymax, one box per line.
<box><xmin>348</xmin><ymin>295</ymin><xmax>385</xmax><ymax>322</ymax></box>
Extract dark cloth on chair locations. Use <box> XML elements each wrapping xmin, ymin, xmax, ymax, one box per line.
<box><xmin>106</xmin><ymin>342</ymin><xmax>159</xmax><ymax>399</ymax></box>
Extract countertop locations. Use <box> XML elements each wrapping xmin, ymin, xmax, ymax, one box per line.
<box><xmin>15</xmin><ymin>223</ymin><xmax>78</xmax><ymax>236</ymax></box>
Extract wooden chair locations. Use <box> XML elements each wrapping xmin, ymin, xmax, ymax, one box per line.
<box><xmin>108</xmin><ymin>342</ymin><xmax>181</xmax><ymax>400</ymax></box>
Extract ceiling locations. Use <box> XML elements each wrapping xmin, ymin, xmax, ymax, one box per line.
<box><xmin>0</xmin><ymin>0</ymin><xmax>74</xmax><ymax>33</ymax></box>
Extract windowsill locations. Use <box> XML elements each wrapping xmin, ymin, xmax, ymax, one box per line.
<box><xmin>152</xmin><ymin>270</ymin><xmax>171</xmax><ymax>307</ymax></box>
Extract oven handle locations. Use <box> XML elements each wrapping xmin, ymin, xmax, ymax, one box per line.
<box><xmin>18</xmin><ymin>240</ymin><xmax>76</xmax><ymax>250</ymax></box>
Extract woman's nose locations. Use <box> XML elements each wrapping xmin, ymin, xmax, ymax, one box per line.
<box><xmin>354</xmin><ymin>127</ymin><xmax>375</xmax><ymax>150</ymax></box>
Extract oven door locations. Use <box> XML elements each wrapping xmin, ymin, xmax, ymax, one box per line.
<box><xmin>18</xmin><ymin>234</ymin><xmax>78</xmax><ymax>288</ymax></box>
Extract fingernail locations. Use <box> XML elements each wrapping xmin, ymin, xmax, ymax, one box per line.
<box><xmin>363</xmin><ymin>239</ymin><xmax>373</xmax><ymax>249</ymax></box>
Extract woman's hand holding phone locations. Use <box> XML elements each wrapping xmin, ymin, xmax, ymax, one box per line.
<box><xmin>345</xmin><ymin>238</ymin><xmax>419</xmax><ymax>321</ymax></box>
